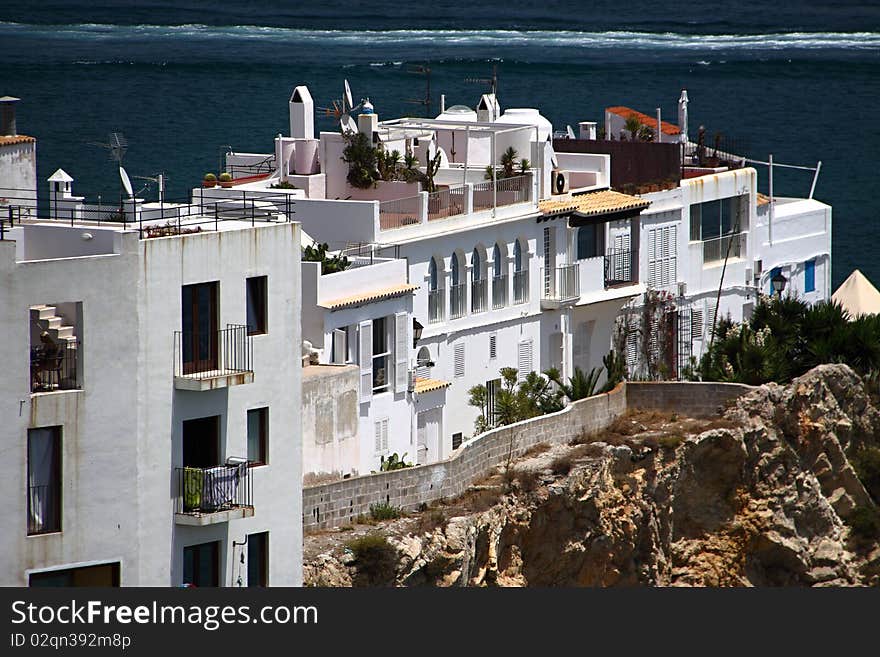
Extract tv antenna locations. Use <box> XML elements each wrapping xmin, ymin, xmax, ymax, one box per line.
<box><xmin>405</xmin><ymin>64</ymin><xmax>432</xmax><ymax>117</ymax></box>
<box><xmin>89</xmin><ymin>132</ymin><xmax>132</xmax><ymax>217</ymax></box>
<box><xmin>465</xmin><ymin>63</ymin><xmax>498</xmax><ymax>97</ymax></box>
<box><xmin>317</xmin><ymin>79</ymin><xmax>364</xmax><ymax>133</ymax></box>
<box><xmin>132</xmin><ymin>173</ymin><xmax>167</xmax><ymax>202</ymax></box>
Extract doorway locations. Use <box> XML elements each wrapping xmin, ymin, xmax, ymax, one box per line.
<box><xmin>182</xmin><ymin>282</ymin><xmax>218</xmax><ymax>374</ymax></box>
<box><xmin>416</xmin><ymin>408</ymin><xmax>442</xmax><ymax>465</ymax></box>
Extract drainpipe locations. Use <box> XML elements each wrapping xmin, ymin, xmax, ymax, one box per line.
<box><xmin>768</xmin><ymin>153</ymin><xmax>774</xmax><ymax>245</ymax></box>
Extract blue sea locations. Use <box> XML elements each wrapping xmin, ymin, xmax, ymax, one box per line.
<box><xmin>1</xmin><ymin>1</ymin><xmax>878</xmax><ymax>287</ymax></box>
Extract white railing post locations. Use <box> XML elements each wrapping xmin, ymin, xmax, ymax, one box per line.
<box><xmin>464</xmin><ymin>183</ymin><xmax>473</xmax><ymax>215</ymax></box>
<box><xmin>419</xmin><ymin>192</ymin><xmax>429</xmax><ymax>225</ymax></box>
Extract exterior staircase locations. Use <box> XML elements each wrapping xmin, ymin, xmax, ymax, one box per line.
<box><xmin>30</xmin><ymin>304</ymin><xmax>78</xmax><ymax>347</ymax></box>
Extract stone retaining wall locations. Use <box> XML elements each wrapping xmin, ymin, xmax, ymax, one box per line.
<box><xmin>302</xmin><ymin>381</ymin><xmax>754</xmax><ymax>530</ymax></box>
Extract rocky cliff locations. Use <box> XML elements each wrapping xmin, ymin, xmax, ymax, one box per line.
<box><xmin>304</xmin><ymin>365</ymin><xmax>880</xmax><ymax>586</ymax></box>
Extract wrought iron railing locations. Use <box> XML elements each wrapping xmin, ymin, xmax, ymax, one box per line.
<box><xmin>492</xmin><ymin>274</ymin><xmax>508</xmax><ymax>309</ymax></box>
<box><xmin>174</xmin><ymin>324</ymin><xmax>252</xmax><ymax>379</ymax></box>
<box><xmin>513</xmin><ymin>270</ymin><xmax>529</xmax><ymax>304</ymax></box>
<box><xmin>379</xmin><ymin>195</ymin><xmax>422</xmax><ymax>230</ymax></box>
<box><xmin>428</xmin><ymin>288</ymin><xmax>445</xmax><ymax>324</ymax></box>
<box><xmin>175</xmin><ymin>462</ymin><xmax>253</xmax><ymax>515</ymax></box>
<box><xmin>543</xmin><ymin>264</ymin><xmax>580</xmax><ymax>301</ymax></box>
<box><xmin>604</xmin><ymin>249</ymin><xmax>634</xmax><ymax>287</ymax></box>
<box><xmin>30</xmin><ymin>342</ymin><xmax>79</xmax><ymax>393</ymax></box>
<box><xmin>471</xmin><ymin>278</ymin><xmax>488</xmax><ymax>314</ymax></box>
<box><xmin>472</xmin><ymin>174</ymin><xmax>531</xmax><ymax>212</ymax></box>
<box><xmin>427</xmin><ymin>185</ymin><xmax>467</xmax><ymax>221</ymax></box>
<box><xmin>449</xmin><ymin>283</ymin><xmax>466</xmax><ymax>319</ymax></box>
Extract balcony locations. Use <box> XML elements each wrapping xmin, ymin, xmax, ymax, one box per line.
<box><xmin>492</xmin><ymin>274</ymin><xmax>508</xmax><ymax>309</ymax></box>
<box><xmin>31</xmin><ymin>342</ymin><xmax>79</xmax><ymax>393</ymax></box>
<box><xmin>703</xmin><ymin>232</ymin><xmax>746</xmax><ymax>265</ymax></box>
<box><xmin>604</xmin><ymin>249</ymin><xmax>635</xmax><ymax>287</ymax></box>
<box><xmin>471</xmin><ymin>278</ymin><xmax>488</xmax><ymax>314</ymax></box>
<box><xmin>541</xmin><ymin>264</ymin><xmax>580</xmax><ymax>309</ymax></box>
<box><xmin>174</xmin><ymin>461</ymin><xmax>253</xmax><ymax>526</ymax></box>
<box><xmin>173</xmin><ymin>324</ymin><xmax>253</xmax><ymax>391</ymax></box>
<box><xmin>513</xmin><ymin>269</ymin><xmax>529</xmax><ymax>305</ymax></box>
<box><xmin>449</xmin><ymin>283</ymin><xmax>466</xmax><ymax>320</ymax></box>
<box><xmin>472</xmin><ymin>174</ymin><xmax>531</xmax><ymax>212</ymax></box>
<box><xmin>428</xmin><ymin>288</ymin><xmax>445</xmax><ymax>324</ymax></box>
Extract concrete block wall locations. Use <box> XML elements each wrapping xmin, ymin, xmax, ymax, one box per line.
<box><xmin>626</xmin><ymin>381</ymin><xmax>753</xmax><ymax>418</ymax></box>
<box><xmin>302</xmin><ymin>381</ymin><xmax>753</xmax><ymax>530</ymax></box>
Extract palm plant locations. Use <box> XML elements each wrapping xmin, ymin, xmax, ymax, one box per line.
<box><xmin>544</xmin><ymin>366</ymin><xmax>602</xmax><ymax>402</ymax></box>
<box><xmin>624</xmin><ymin>115</ymin><xmax>642</xmax><ymax>141</ymax></box>
<box><xmin>500</xmin><ymin>146</ymin><xmax>518</xmax><ymax>178</ymax></box>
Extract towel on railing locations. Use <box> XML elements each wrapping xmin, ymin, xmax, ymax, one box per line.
<box><xmin>201</xmin><ymin>463</ymin><xmax>244</xmax><ymax>510</ymax></box>
<box><xmin>183</xmin><ymin>467</ymin><xmax>204</xmax><ymax>512</ymax></box>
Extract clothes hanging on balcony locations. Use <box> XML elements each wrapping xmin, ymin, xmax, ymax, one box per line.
<box><xmin>201</xmin><ymin>463</ymin><xmax>244</xmax><ymax>511</ymax></box>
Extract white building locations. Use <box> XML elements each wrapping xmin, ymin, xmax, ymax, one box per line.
<box><xmin>0</xmin><ymin>97</ymin><xmax>37</xmax><ymax>220</ymax></box>
<box><xmin>0</xmin><ymin>173</ymin><xmax>303</xmax><ymax>587</ymax></box>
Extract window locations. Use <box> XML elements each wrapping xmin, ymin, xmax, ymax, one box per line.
<box><xmin>486</xmin><ymin>378</ymin><xmax>501</xmax><ymax>423</ymax></box>
<box><xmin>691</xmin><ymin>309</ymin><xmax>704</xmax><ymax>340</ymax></box>
<box><xmin>517</xmin><ymin>339</ymin><xmax>533</xmax><ymax>382</ymax></box>
<box><xmin>183</xmin><ymin>541</ymin><xmax>219</xmax><ymax>587</ymax></box>
<box><xmin>428</xmin><ymin>257</ymin><xmax>439</xmax><ymax>291</ymax></box>
<box><xmin>493</xmin><ymin>244</ymin><xmax>503</xmax><ymax>277</ymax></box>
<box><xmin>374</xmin><ymin>418</ymin><xmax>389</xmax><ymax>454</ymax></box>
<box><xmin>451</xmin><ymin>252</ymin><xmax>461</xmax><ymax>286</ymax></box>
<box><xmin>372</xmin><ymin>317</ymin><xmax>390</xmax><ymax>393</ymax></box>
<box><xmin>452</xmin><ymin>432</ymin><xmax>463</xmax><ymax>450</ymax></box>
<box><xmin>182</xmin><ymin>416</ymin><xmax>220</xmax><ymax>468</ymax></box>
<box><xmin>182</xmin><ymin>282</ymin><xmax>218</xmax><ymax>373</ymax></box>
<box><xmin>247</xmin><ymin>532</ymin><xmax>268</xmax><ymax>587</ymax></box>
<box><xmin>514</xmin><ymin>239</ymin><xmax>524</xmax><ymax>273</ymax></box>
<box><xmin>805</xmin><ymin>260</ymin><xmax>816</xmax><ymax>293</ymax></box>
<box><xmin>247</xmin><ymin>407</ymin><xmax>268</xmax><ymax>465</ymax></box>
<box><xmin>577</xmin><ymin>225</ymin><xmax>599</xmax><ymax>260</ymax></box>
<box><xmin>768</xmin><ymin>267</ymin><xmax>781</xmax><ymax>295</ymax></box>
<box><xmin>331</xmin><ymin>327</ymin><xmax>348</xmax><ymax>364</ymax></box>
<box><xmin>647</xmin><ymin>225</ymin><xmax>677</xmax><ymax>288</ymax></box>
<box><xmin>489</xmin><ymin>333</ymin><xmax>497</xmax><ymax>360</ymax></box>
<box><xmin>472</xmin><ymin>248</ymin><xmax>482</xmax><ymax>281</ymax></box>
<box><xmin>246</xmin><ymin>276</ymin><xmax>267</xmax><ymax>335</ymax></box>
<box><xmin>27</xmin><ymin>427</ymin><xmax>61</xmax><ymax>535</ymax></box>
<box><xmin>454</xmin><ymin>343</ymin><xmax>465</xmax><ymax>378</ymax></box>
<box><xmin>29</xmin><ymin>563</ymin><xmax>120</xmax><ymax>587</ymax></box>
<box><xmin>416</xmin><ymin>346</ymin><xmax>432</xmax><ymax>379</ymax></box>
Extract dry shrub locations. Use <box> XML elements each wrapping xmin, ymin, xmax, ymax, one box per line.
<box><xmin>417</xmin><ymin>508</ymin><xmax>448</xmax><ymax>533</ymax></box>
<box><xmin>515</xmin><ymin>468</ymin><xmax>540</xmax><ymax>492</ymax></box>
<box><xmin>345</xmin><ymin>533</ymin><xmax>398</xmax><ymax>587</ymax></box>
<box><xmin>521</xmin><ymin>442</ymin><xmax>552</xmax><ymax>458</ymax></box>
<box><xmin>550</xmin><ymin>455</ymin><xmax>572</xmax><ymax>476</ymax></box>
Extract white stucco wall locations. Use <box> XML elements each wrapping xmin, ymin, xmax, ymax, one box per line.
<box><xmin>0</xmin><ymin>140</ymin><xmax>37</xmax><ymax>216</ymax></box>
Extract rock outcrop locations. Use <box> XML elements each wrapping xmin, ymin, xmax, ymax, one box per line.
<box><xmin>304</xmin><ymin>365</ymin><xmax>880</xmax><ymax>586</ymax></box>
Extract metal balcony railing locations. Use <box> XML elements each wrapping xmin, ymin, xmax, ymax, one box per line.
<box><xmin>513</xmin><ymin>270</ymin><xmax>529</xmax><ymax>304</ymax></box>
<box><xmin>543</xmin><ymin>264</ymin><xmax>580</xmax><ymax>301</ymax></box>
<box><xmin>379</xmin><ymin>195</ymin><xmax>422</xmax><ymax>230</ymax></box>
<box><xmin>174</xmin><ymin>324</ymin><xmax>252</xmax><ymax>379</ymax></box>
<box><xmin>471</xmin><ymin>278</ymin><xmax>488</xmax><ymax>314</ymax></box>
<box><xmin>604</xmin><ymin>249</ymin><xmax>635</xmax><ymax>287</ymax></box>
<box><xmin>427</xmin><ymin>185</ymin><xmax>467</xmax><ymax>221</ymax></box>
<box><xmin>30</xmin><ymin>342</ymin><xmax>79</xmax><ymax>393</ymax></box>
<box><xmin>175</xmin><ymin>462</ymin><xmax>253</xmax><ymax>515</ymax></box>
<box><xmin>428</xmin><ymin>288</ymin><xmax>445</xmax><ymax>324</ymax></box>
<box><xmin>449</xmin><ymin>283</ymin><xmax>467</xmax><ymax>320</ymax></box>
<box><xmin>472</xmin><ymin>174</ymin><xmax>531</xmax><ymax>212</ymax></box>
<box><xmin>492</xmin><ymin>274</ymin><xmax>508</xmax><ymax>309</ymax></box>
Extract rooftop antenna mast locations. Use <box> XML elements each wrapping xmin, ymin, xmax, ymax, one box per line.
<box><xmin>465</xmin><ymin>63</ymin><xmax>498</xmax><ymax>97</ymax></box>
<box><xmin>405</xmin><ymin>64</ymin><xmax>432</xmax><ymax>117</ymax></box>
<box><xmin>89</xmin><ymin>132</ymin><xmax>132</xmax><ymax>219</ymax></box>
<box><xmin>318</xmin><ymin>79</ymin><xmax>363</xmax><ymax>134</ymax></box>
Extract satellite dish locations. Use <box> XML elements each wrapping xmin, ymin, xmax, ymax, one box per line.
<box><xmin>566</xmin><ymin>124</ymin><xmax>576</xmax><ymax>139</ymax></box>
<box><xmin>550</xmin><ymin>152</ymin><xmax>558</xmax><ymax>169</ymax></box>
<box><xmin>119</xmin><ymin>166</ymin><xmax>133</xmax><ymax>199</ymax></box>
<box><xmin>340</xmin><ymin>114</ymin><xmax>357</xmax><ymax>134</ymax></box>
<box><xmin>344</xmin><ymin>79</ymin><xmax>354</xmax><ymax>113</ymax></box>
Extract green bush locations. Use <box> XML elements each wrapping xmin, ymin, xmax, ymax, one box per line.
<box><xmin>345</xmin><ymin>533</ymin><xmax>398</xmax><ymax>586</ymax></box>
<box><xmin>852</xmin><ymin>446</ymin><xmax>880</xmax><ymax>503</ymax></box>
<box><xmin>218</xmin><ymin>172</ymin><xmax>233</xmax><ymax>182</ymax></box>
<box><xmin>369</xmin><ymin>501</ymin><xmax>401</xmax><ymax>521</ymax></box>
<box><xmin>848</xmin><ymin>506</ymin><xmax>880</xmax><ymax>541</ymax></box>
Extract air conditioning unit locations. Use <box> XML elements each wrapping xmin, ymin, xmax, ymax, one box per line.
<box><xmin>550</xmin><ymin>169</ymin><xmax>569</xmax><ymax>195</ymax></box>
<box><xmin>677</xmin><ymin>281</ymin><xmax>687</xmax><ymax>297</ymax></box>
<box><xmin>753</xmin><ymin>258</ymin><xmax>763</xmax><ymax>276</ymax></box>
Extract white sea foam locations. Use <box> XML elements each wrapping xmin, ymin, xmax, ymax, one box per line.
<box><xmin>2</xmin><ymin>22</ymin><xmax>879</xmax><ymax>50</ymax></box>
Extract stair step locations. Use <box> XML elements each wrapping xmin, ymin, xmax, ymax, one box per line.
<box><xmin>54</xmin><ymin>326</ymin><xmax>75</xmax><ymax>339</ymax></box>
<box><xmin>30</xmin><ymin>305</ymin><xmax>57</xmax><ymax>320</ymax></box>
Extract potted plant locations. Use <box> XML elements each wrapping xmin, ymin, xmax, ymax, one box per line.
<box><xmin>218</xmin><ymin>172</ymin><xmax>234</xmax><ymax>188</ymax></box>
<box><xmin>202</xmin><ymin>173</ymin><xmax>217</xmax><ymax>188</ymax></box>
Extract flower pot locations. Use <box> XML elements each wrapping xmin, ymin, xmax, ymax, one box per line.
<box><xmin>202</xmin><ymin>180</ymin><xmax>217</xmax><ymax>188</ymax></box>
<box><xmin>219</xmin><ymin>181</ymin><xmax>234</xmax><ymax>188</ymax></box>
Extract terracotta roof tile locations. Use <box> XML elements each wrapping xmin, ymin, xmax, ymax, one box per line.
<box><xmin>319</xmin><ymin>283</ymin><xmax>418</xmax><ymax>310</ymax></box>
<box><xmin>606</xmin><ymin>106</ymin><xmax>681</xmax><ymax>136</ymax></box>
<box><xmin>413</xmin><ymin>377</ymin><xmax>451</xmax><ymax>394</ymax></box>
<box><xmin>0</xmin><ymin>135</ymin><xmax>35</xmax><ymax>146</ymax></box>
<box><xmin>539</xmin><ymin>189</ymin><xmax>650</xmax><ymax>218</ymax></box>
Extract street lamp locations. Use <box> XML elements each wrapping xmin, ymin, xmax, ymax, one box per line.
<box><xmin>771</xmin><ymin>270</ymin><xmax>788</xmax><ymax>297</ymax></box>
<box><xmin>412</xmin><ymin>318</ymin><xmax>423</xmax><ymax>349</ymax></box>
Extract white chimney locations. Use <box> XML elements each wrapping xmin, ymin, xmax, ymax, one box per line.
<box><xmin>476</xmin><ymin>94</ymin><xmax>499</xmax><ymax>122</ymax></box>
<box><xmin>289</xmin><ymin>86</ymin><xmax>314</xmax><ymax>140</ymax></box>
<box><xmin>678</xmin><ymin>90</ymin><xmax>689</xmax><ymax>145</ymax></box>
<box><xmin>578</xmin><ymin>121</ymin><xmax>597</xmax><ymax>140</ymax></box>
<box><xmin>358</xmin><ymin>98</ymin><xmax>377</xmax><ymax>141</ymax></box>
<box><xmin>656</xmin><ymin>108</ymin><xmax>662</xmax><ymax>143</ymax></box>
<box><xmin>0</xmin><ymin>96</ymin><xmax>19</xmax><ymax>136</ymax></box>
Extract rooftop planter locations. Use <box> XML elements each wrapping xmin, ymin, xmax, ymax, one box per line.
<box><xmin>218</xmin><ymin>172</ymin><xmax>234</xmax><ymax>188</ymax></box>
<box><xmin>202</xmin><ymin>173</ymin><xmax>217</xmax><ymax>188</ymax></box>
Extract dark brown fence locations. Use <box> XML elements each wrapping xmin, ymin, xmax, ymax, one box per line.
<box><xmin>553</xmin><ymin>139</ymin><xmax>681</xmax><ymax>190</ymax></box>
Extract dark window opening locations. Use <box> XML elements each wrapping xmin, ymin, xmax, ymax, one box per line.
<box><xmin>452</xmin><ymin>432</ymin><xmax>463</xmax><ymax>450</ymax></box>
<box><xmin>246</xmin><ymin>276</ymin><xmax>267</xmax><ymax>335</ymax></box>
<box><xmin>247</xmin><ymin>532</ymin><xmax>268</xmax><ymax>587</ymax></box>
<box><xmin>182</xmin><ymin>282</ymin><xmax>218</xmax><ymax>373</ymax></box>
<box><xmin>183</xmin><ymin>416</ymin><xmax>220</xmax><ymax>468</ymax></box>
<box><xmin>30</xmin><ymin>562</ymin><xmax>119</xmax><ymax>587</ymax></box>
<box><xmin>27</xmin><ymin>426</ymin><xmax>61</xmax><ymax>535</ymax></box>
<box><xmin>247</xmin><ymin>408</ymin><xmax>268</xmax><ymax>466</ymax></box>
<box><xmin>183</xmin><ymin>541</ymin><xmax>219</xmax><ymax>587</ymax></box>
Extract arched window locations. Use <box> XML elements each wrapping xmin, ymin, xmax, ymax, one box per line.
<box><xmin>472</xmin><ymin>248</ymin><xmax>482</xmax><ymax>281</ymax></box>
<box><xmin>493</xmin><ymin>244</ymin><xmax>503</xmax><ymax>278</ymax></box>
<box><xmin>514</xmin><ymin>239</ymin><xmax>523</xmax><ymax>272</ymax></box>
<box><xmin>428</xmin><ymin>257</ymin><xmax>438</xmax><ymax>291</ymax></box>
<box><xmin>451</xmin><ymin>252</ymin><xmax>460</xmax><ymax>286</ymax></box>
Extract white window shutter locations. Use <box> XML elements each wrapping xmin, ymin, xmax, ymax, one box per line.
<box><xmin>517</xmin><ymin>339</ymin><xmax>533</xmax><ymax>382</ymax></box>
<box><xmin>374</xmin><ymin>418</ymin><xmax>388</xmax><ymax>453</ymax></box>
<box><xmin>394</xmin><ymin>312</ymin><xmax>408</xmax><ymax>393</ymax></box>
<box><xmin>669</xmin><ymin>225</ymin><xmax>678</xmax><ymax>283</ymax></box>
<box><xmin>626</xmin><ymin>330</ymin><xmax>638</xmax><ymax>371</ymax></box>
<box><xmin>489</xmin><ymin>333</ymin><xmax>497</xmax><ymax>360</ymax></box>
<box><xmin>358</xmin><ymin>320</ymin><xmax>372</xmax><ymax>402</ymax></box>
<box><xmin>454</xmin><ymin>343</ymin><xmax>465</xmax><ymax>378</ymax></box>
<box><xmin>691</xmin><ymin>309</ymin><xmax>704</xmax><ymax>340</ymax></box>
<box><xmin>332</xmin><ymin>328</ymin><xmax>346</xmax><ymax>364</ymax></box>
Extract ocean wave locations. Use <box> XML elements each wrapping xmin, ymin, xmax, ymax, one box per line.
<box><xmin>1</xmin><ymin>22</ymin><xmax>879</xmax><ymax>50</ymax></box>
